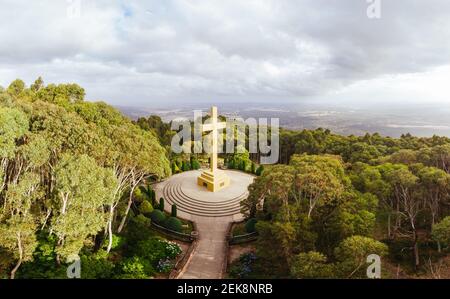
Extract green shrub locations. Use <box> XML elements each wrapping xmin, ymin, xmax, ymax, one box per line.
<box><xmin>191</xmin><ymin>159</ymin><xmax>201</xmax><ymax>170</ymax></box>
<box><xmin>181</xmin><ymin>160</ymin><xmax>191</xmax><ymax>171</ymax></box>
<box><xmin>251</xmin><ymin>162</ymin><xmax>256</xmax><ymax>174</ymax></box>
<box><xmin>133</xmin><ymin>214</ymin><xmax>151</xmax><ymax>226</ymax></box>
<box><xmin>171</xmin><ymin>204</ymin><xmax>177</xmax><ymax>217</ymax></box>
<box><xmin>116</xmin><ymin>256</ymin><xmax>154</xmax><ymax>278</ymax></box>
<box><xmin>255</xmin><ymin>165</ymin><xmax>264</xmax><ymax>176</ymax></box>
<box><xmin>80</xmin><ymin>255</ymin><xmax>115</xmax><ymax>279</ymax></box>
<box><xmin>228</xmin><ymin>253</ymin><xmax>257</xmax><ymax>279</ymax></box>
<box><xmin>133</xmin><ymin>187</ymin><xmax>144</xmax><ymax>204</ymax></box>
<box><xmin>432</xmin><ymin>216</ymin><xmax>450</xmax><ymax>250</ymax></box>
<box><xmin>171</xmin><ymin>162</ymin><xmax>180</xmax><ymax>174</ymax></box>
<box><xmin>290</xmin><ymin>251</ymin><xmax>334</xmax><ymax>279</ymax></box>
<box><xmin>139</xmin><ymin>200</ymin><xmax>154</xmax><ymax>216</ymax></box>
<box><xmin>239</xmin><ymin>160</ymin><xmax>247</xmax><ymax>171</ymax></box>
<box><xmin>152</xmin><ymin>190</ymin><xmax>156</xmax><ymax>204</ymax></box>
<box><xmin>245</xmin><ymin>218</ymin><xmax>257</xmax><ymax>233</ymax></box>
<box><xmin>138</xmin><ymin>185</ymin><xmax>153</xmax><ymax>202</ymax></box>
<box><xmin>164</xmin><ymin>217</ymin><xmax>182</xmax><ymax>232</ymax></box>
<box><xmin>150</xmin><ymin>210</ymin><xmax>166</xmax><ymax>225</ymax></box>
<box><xmin>126</xmin><ymin>215</ymin><xmax>152</xmax><ymax>244</ymax></box>
<box><xmin>159</xmin><ymin>197</ymin><xmax>165</xmax><ymax>211</ymax></box>
<box><xmin>102</xmin><ymin>234</ymin><xmax>125</xmax><ymax>251</ymax></box>
<box><xmin>130</xmin><ymin>238</ymin><xmax>181</xmax><ymax>271</ymax></box>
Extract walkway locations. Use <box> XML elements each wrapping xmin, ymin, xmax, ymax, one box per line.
<box><xmin>180</xmin><ymin>216</ymin><xmax>232</xmax><ymax>279</ymax></box>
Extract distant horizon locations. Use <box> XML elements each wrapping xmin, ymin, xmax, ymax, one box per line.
<box><xmin>115</xmin><ymin>102</ymin><xmax>450</xmax><ymax>138</ymax></box>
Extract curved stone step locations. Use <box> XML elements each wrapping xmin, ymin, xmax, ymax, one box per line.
<box><xmin>162</xmin><ymin>184</ymin><xmax>247</xmax><ymax>217</ymax></box>
<box><xmin>164</xmin><ymin>195</ymin><xmax>243</xmax><ymax>217</ymax></box>
<box><xmin>163</xmin><ymin>185</ymin><xmax>246</xmax><ymax>212</ymax></box>
<box><xmin>169</xmin><ymin>183</ymin><xmax>245</xmax><ymax>208</ymax></box>
<box><xmin>164</xmin><ymin>192</ymin><xmax>243</xmax><ymax>214</ymax></box>
<box><xmin>165</xmin><ymin>182</ymin><xmax>248</xmax><ymax>206</ymax></box>
<box><xmin>160</xmin><ymin>178</ymin><xmax>251</xmax><ymax>217</ymax></box>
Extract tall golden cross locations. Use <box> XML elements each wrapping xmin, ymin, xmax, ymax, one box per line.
<box><xmin>202</xmin><ymin>106</ymin><xmax>226</xmax><ymax>173</ymax></box>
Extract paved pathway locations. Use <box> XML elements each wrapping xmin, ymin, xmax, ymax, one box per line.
<box><xmin>180</xmin><ymin>216</ymin><xmax>232</xmax><ymax>279</ymax></box>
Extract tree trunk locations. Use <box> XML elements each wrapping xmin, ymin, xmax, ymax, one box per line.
<box><xmin>106</xmin><ymin>206</ymin><xmax>114</xmax><ymax>253</ymax></box>
<box><xmin>413</xmin><ymin>230</ymin><xmax>420</xmax><ymax>270</ymax></box>
<box><xmin>10</xmin><ymin>233</ymin><xmax>23</xmax><ymax>279</ymax></box>
<box><xmin>387</xmin><ymin>213</ymin><xmax>391</xmax><ymax>239</ymax></box>
<box><xmin>117</xmin><ymin>186</ymin><xmax>136</xmax><ymax>233</ymax></box>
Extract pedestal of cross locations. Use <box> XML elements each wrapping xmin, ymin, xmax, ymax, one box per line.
<box><xmin>197</xmin><ymin>106</ymin><xmax>230</xmax><ymax>192</ymax></box>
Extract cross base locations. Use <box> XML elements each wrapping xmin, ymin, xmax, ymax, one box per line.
<box><xmin>197</xmin><ymin>170</ymin><xmax>230</xmax><ymax>192</ymax></box>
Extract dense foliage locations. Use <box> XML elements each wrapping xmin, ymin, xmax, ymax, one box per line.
<box><xmin>238</xmin><ymin>149</ymin><xmax>450</xmax><ymax>278</ymax></box>
<box><xmin>0</xmin><ymin>78</ymin><xmax>171</xmax><ymax>279</ymax></box>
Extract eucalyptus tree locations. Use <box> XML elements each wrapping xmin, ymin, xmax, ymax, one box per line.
<box><xmin>51</xmin><ymin>154</ymin><xmax>118</xmax><ymax>261</ymax></box>
<box><xmin>114</xmin><ymin>125</ymin><xmax>170</xmax><ymax>233</ymax></box>
<box><xmin>0</xmin><ymin>107</ymin><xmax>29</xmax><ymax>207</ymax></box>
<box><xmin>334</xmin><ymin>236</ymin><xmax>388</xmax><ymax>278</ymax></box>
<box><xmin>385</xmin><ymin>167</ymin><xmax>422</xmax><ymax>268</ymax></box>
<box><xmin>70</xmin><ymin>100</ymin><xmax>170</xmax><ymax>249</ymax></box>
<box><xmin>0</xmin><ymin>172</ymin><xmax>40</xmax><ymax>278</ymax></box>
<box><xmin>6</xmin><ymin>79</ymin><xmax>26</xmax><ymax>98</ymax></box>
<box><xmin>432</xmin><ymin>216</ymin><xmax>450</xmax><ymax>252</ymax></box>
<box><xmin>416</xmin><ymin>166</ymin><xmax>450</xmax><ymax>227</ymax></box>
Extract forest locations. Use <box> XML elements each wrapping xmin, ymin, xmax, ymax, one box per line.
<box><xmin>0</xmin><ymin>78</ymin><xmax>181</xmax><ymax>279</ymax></box>
<box><xmin>1</xmin><ymin>78</ymin><xmax>450</xmax><ymax>279</ymax></box>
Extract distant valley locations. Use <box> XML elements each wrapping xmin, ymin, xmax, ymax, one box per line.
<box><xmin>117</xmin><ymin>102</ymin><xmax>450</xmax><ymax>138</ymax></box>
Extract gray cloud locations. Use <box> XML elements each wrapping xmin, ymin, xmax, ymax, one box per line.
<box><xmin>0</xmin><ymin>0</ymin><xmax>449</xmax><ymax>106</ymax></box>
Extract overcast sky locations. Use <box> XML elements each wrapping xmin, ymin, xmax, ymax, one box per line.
<box><xmin>1</xmin><ymin>0</ymin><xmax>450</xmax><ymax>108</ymax></box>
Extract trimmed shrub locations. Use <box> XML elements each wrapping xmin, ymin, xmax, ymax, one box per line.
<box><xmin>171</xmin><ymin>204</ymin><xmax>177</xmax><ymax>218</ymax></box>
<box><xmin>181</xmin><ymin>161</ymin><xmax>187</xmax><ymax>171</ymax></box>
<box><xmin>151</xmin><ymin>190</ymin><xmax>156</xmax><ymax>206</ymax></box>
<box><xmin>255</xmin><ymin>165</ymin><xmax>264</xmax><ymax>176</ymax></box>
<box><xmin>164</xmin><ymin>217</ymin><xmax>182</xmax><ymax>232</ymax></box>
<box><xmin>139</xmin><ymin>200</ymin><xmax>153</xmax><ymax>216</ymax></box>
<box><xmin>134</xmin><ymin>214</ymin><xmax>151</xmax><ymax>225</ymax></box>
<box><xmin>159</xmin><ymin>197</ymin><xmax>165</xmax><ymax>211</ymax></box>
<box><xmin>191</xmin><ymin>159</ymin><xmax>201</xmax><ymax>170</ymax></box>
<box><xmin>150</xmin><ymin>209</ymin><xmax>166</xmax><ymax>225</ymax></box>
<box><xmin>245</xmin><ymin>218</ymin><xmax>257</xmax><ymax>233</ymax></box>
<box><xmin>171</xmin><ymin>162</ymin><xmax>180</xmax><ymax>174</ymax></box>
<box><xmin>251</xmin><ymin>162</ymin><xmax>256</xmax><ymax>174</ymax></box>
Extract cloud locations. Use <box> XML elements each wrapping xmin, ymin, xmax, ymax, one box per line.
<box><xmin>0</xmin><ymin>0</ymin><xmax>449</xmax><ymax>106</ymax></box>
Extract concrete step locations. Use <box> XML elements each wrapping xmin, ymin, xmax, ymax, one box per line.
<box><xmin>163</xmin><ymin>183</ymin><xmax>246</xmax><ymax>210</ymax></box>
<box><xmin>163</xmin><ymin>188</ymin><xmax>243</xmax><ymax>214</ymax></box>
<box><xmin>168</xmin><ymin>183</ymin><xmax>245</xmax><ymax>208</ymax></box>
<box><xmin>161</xmin><ymin>182</ymin><xmax>247</xmax><ymax>217</ymax></box>
<box><xmin>166</xmin><ymin>182</ymin><xmax>248</xmax><ymax>206</ymax></box>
